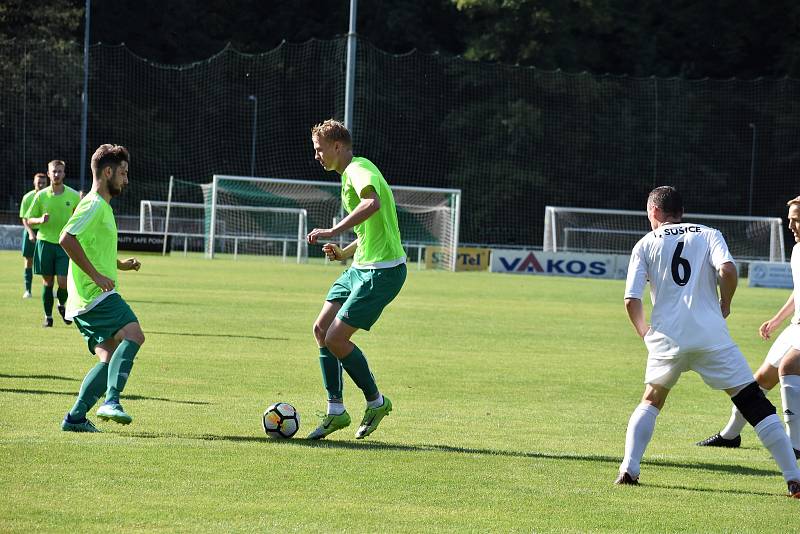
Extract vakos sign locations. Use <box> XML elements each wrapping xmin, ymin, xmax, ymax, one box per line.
<box><xmin>490</xmin><ymin>249</ymin><xmax>621</xmax><ymax>279</ymax></box>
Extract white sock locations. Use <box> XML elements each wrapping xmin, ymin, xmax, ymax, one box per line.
<box><xmin>720</xmin><ymin>404</ymin><xmax>748</xmax><ymax>439</ymax></box>
<box><xmin>619</xmin><ymin>403</ymin><xmax>660</xmax><ymax>478</ymax></box>
<box><xmin>367</xmin><ymin>393</ymin><xmax>384</xmax><ymax>409</ymax></box>
<box><xmin>754</xmin><ymin>414</ymin><xmax>800</xmax><ymax>482</ymax></box>
<box><xmin>327</xmin><ymin>400</ymin><xmax>345</xmax><ymax>415</ymax></box>
<box><xmin>720</xmin><ymin>386</ymin><xmax>769</xmax><ymax>439</ymax></box>
<box><xmin>780</xmin><ymin>374</ymin><xmax>800</xmax><ymax>450</ymax></box>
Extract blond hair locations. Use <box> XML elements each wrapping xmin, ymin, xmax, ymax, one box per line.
<box><xmin>311</xmin><ymin>119</ymin><xmax>351</xmax><ymax>146</ymax></box>
<box><xmin>48</xmin><ymin>160</ymin><xmax>65</xmax><ymax>169</ymax></box>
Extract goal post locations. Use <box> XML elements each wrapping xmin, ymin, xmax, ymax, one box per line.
<box><xmin>205</xmin><ymin>175</ymin><xmax>462</xmax><ymax>270</ymax></box>
<box><xmin>139</xmin><ymin>199</ymin><xmax>308</xmax><ymax>262</ymax></box>
<box><xmin>543</xmin><ymin>206</ymin><xmax>785</xmax><ymax>262</ymax></box>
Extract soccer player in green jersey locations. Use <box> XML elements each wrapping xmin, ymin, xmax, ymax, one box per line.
<box><xmin>19</xmin><ymin>172</ymin><xmax>48</xmax><ymax>299</ymax></box>
<box><xmin>305</xmin><ymin>119</ymin><xmax>406</xmax><ymax>440</ymax></box>
<box><xmin>59</xmin><ymin>144</ymin><xmax>145</xmax><ymax>432</ymax></box>
<box><xmin>25</xmin><ymin>160</ymin><xmax>81</xmax><ymax>327</ymax></box>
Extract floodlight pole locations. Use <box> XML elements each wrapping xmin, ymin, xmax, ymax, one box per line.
<box><xmin>248</xmin><ymin>95</ymin><xmax>258</xmax><ymax>177</ymax></box>
<box><xmin>344</xmin><ymin>0</ymin><xmax>358</xmax><ymax>132</ymax></box>
<box><xmin>79</xmin><ymin>0</ymin><xmax>91</xmax><ymax>193</ymax></box>
<box><xmin>748</xmin><ymin>123</ymin><xmax>756</xmax><ymax>216</ymax></box>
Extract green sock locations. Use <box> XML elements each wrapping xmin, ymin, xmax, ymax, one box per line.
<box><xmin>42</xmin><ymin>285</ymin><xmax>54</xmax><ymax>316</ymax></box>
<box><xmin>319</xmin><ymin>347</ymin><xmax>343</xmax><ymax>400</ymax></box>
<box><xmin>56</xmin><ymin>287</ymin><xmax>68</xmax><ymax>305</ymax></box>
<box><xmin>24</xmin><ymin>268</ymin><xmax>32</xmax><ymax>292</ymax></box>
<box><xmin>68</xmin><ymin>362</ymin><xmax>108</xmax><ymax>420</ymax></box>
<box><xmin>340</xmin><ymin>345</ymin><xmax>379</xmax><ymax>401</ymax></box>
<box><xmin>106</xmin><ymin>339</ymin><xmax>140</xmax><ymax>402</ymax></box>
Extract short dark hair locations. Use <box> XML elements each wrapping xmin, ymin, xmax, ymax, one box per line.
<box><xmin>91</xmin><ymin>144</ymin><xmax>129</xmax><ymax>176</ymax></box>
<box><xmin>647</xmin><ymin>186</ymin><xmax>683</xmax><ymax>216</ymax></box>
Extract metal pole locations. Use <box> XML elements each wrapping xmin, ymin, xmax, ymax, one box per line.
<box><xmin>248</xmin><ymin>95</ymin><xmax>257</xmax><ymax>176</ymax></box>
<box><xmin>162</xmin><ymin>175</ymin><xmax>174</xmax><ymax>256</ymax></box>
<box><xmin>79</xmin><ymin>0</ymin><xmax>91</xmax><ymax>193</ymax></box>
<box><xmin>344</xmin><ymin>0</ymin><xmax>358</xmax><ymax>131</ymax></box>
<box><xmin>748</xmin><ymin>123</ymin><xmax>756</xmax><ymax>216</ymax></box>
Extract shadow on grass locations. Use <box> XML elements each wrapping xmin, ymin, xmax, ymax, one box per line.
<box><xmin>148</xmin><ymin>330</ymin><xmax>288</xmax><ymax>341</ymax></box>
<box><xmin>0</xmin><ymin>387</ymin><xmax>210</xmax><ymax>405</ymax></box>
<box><xmin>124</xmin><ymin>430</ymin><xmax>778</xmax><ymax>479</ymax></box>
<box><xmin>125</xmin><ymin>299</ymin><xmax>190</xmax><ymax>306</ymax></box>
<box><xmin>0</xmin><ymin>373</ymin><xmax>77</xmax><ymax>382</ymax></box>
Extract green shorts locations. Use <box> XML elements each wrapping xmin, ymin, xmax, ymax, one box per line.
<box><xmin>326</xmin><ymin>263</ymin><xmax>406</xmax><ymax>331</ymax></box>
<box><xmin>33</xmin><ymin>239</ymin><xmax>69</xmax><ymax>276</ymax></box>
<box><xmin>73</xmin><ymin>293</ymin><xmax>139</xmax><ymax>355</ymax></box>
<box><xmin>21</xmin><ymin>229</ymin><xmax>37</xmax><ymax>258</ymax></box>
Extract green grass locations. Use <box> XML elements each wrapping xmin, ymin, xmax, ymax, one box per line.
<box><xmin>0</xmin><ymin>250</ymin><xmax>798</xmax><ymax>532</ymax></box>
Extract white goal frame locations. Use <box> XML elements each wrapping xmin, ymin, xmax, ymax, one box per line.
<box><xmin>139</xmin><ymin>199</ymin><xmax>308</xmax><ymax>263</ymax></box>
<box><xmin>543</xmin><ymin>205</ymin><xmax>785</xmax><ymax>262</ymax></box>
<box><xmin>208</xmin><ymin>175</ymin><xmax>462</xmax><ymax>270</ymax></box>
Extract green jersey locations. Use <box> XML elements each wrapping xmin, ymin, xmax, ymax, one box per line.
<box><xmin>25</xmin><ymin>185</ymin><xmax>80</xmax><ymax>243</ymax></box>
<box><xmin>61</xmin><ymin>192</ymin><xmax>119</xmax><ymax>318</ymax></box>
<box><xmin>19</xmin><ymin>189</ymin><xmax>37</xmax><ymax>220</ymax></box>
<box><xmin>341</xmin><ymin>157</ymin><xmax>405</xmax><ymax>268</ymax></box>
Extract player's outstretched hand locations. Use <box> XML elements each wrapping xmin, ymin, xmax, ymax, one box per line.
<box><xmin>92</xmin><ymin>273</ymin><xmax>115</xmax><ymax>292</ymax></box>
<box><xmin>119</xmin><ymin>257</ymin><xmax>141</xmax><ymax>271</ymax></box>
<box><xmin>759</xmin><ymin>319</ymin><xmax>777</xmax><ymax>340</ymax></box>
<box><xmin>306</xmin><ymin>228</ymin><xmax>335</xmax><ymax>244</ymax></box>
<box><xmin>322</xmin><ymin>243</ymin><xmax>343</xmax><ymax>261</ymax></box>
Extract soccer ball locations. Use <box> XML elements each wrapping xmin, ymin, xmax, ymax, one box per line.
<box><xmin>262</xmin><ymin>402</ymin><xmax>300</xmax><ymax>439</ymax></box>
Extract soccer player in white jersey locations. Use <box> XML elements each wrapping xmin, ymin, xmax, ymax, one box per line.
<box><xmin>696</xmin><ymin>196</ymin><xmax>800</xmax><ymax>459</ymax></box>
<box><xmin>615</xmin><ymin>186</ymin><xmax>800</xmax><ymax>498</ymax></box>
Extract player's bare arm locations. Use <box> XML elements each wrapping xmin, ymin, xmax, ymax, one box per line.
<box><xmin>306</xmin><ymin>188</ymin><xmax>380</xmax><ymax>244</ymax></box>
<box><xmin>624</xmin><ymin>297</ymin><xmax>649</xmax><ymax>338</ymax></box>
<box><xmin>117</xmin><ymin>258</ymin><xmax>142</xmax><ymax>271</ymax></box>
<box><xmin>59</xmin><ymin>232</ymin><xmax>115</xmax><ymax>291</ymax></box>
<box><xmin>717</xmin><ymin>261</ymin><xmax>737</xmax><ymax>318</ymax></box>
<box><xmin>322</xmin><ymin>240</ymin><xmax>358</xmax><ymax>261</ymax></box>
<box><xmin>29</xmin><ymin>213</ymin><xmax>50</xmax><ymax>225</ymax></box>
<box><xmin>760</xmin><ymin>291</ymin><xmax>795</xmax><ymax>340</ymax></box>
<box><xmin>21</xmin><ymin>217</ymin><xmax>36</xmax><ymax>242</ymax></box>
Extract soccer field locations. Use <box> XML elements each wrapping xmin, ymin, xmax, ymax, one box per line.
<box><xmin>0</xmin><ymin>251</ymin><xmax>796</xmax><ymax>532</ymax></box>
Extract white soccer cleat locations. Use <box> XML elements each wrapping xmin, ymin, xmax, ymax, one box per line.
<box><xmin>22</xmin><ymin>290</ymin><xmax>32</xmax><ymax>299</ymax></box>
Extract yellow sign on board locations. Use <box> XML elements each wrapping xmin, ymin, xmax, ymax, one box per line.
<box><xmin>425</xmin><ymin>247</ymin><xmax>491</xmax><ymax>271</ymax></box>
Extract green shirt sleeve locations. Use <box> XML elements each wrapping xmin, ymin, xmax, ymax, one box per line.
<box><xmin>25</xmin><ymin>192</ymin><xmax>42</xmax><ymax>219</ymax></box>
<box><xmin>348</xmin><ymin>162</ymin><xmax>381</xmax><ymax>199</ymax></box>
<box><xmin>62</xmin><ymin>197</ymin><xmax>101</xmax><ymax>238</ymax></box>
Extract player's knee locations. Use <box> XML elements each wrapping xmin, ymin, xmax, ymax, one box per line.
<box><xmin>312</xmin><ymin>321</ymin><xmax>327</xmax><ymax>345</ymax></box>
<box><xmin>779</xmin><ymin>350</ymin><xmax>800</xmax><ymax>375</ymax></box>
<box><xmin>731</xmin><ymin>381</ymin><xmax>776</xmax><ymax>427</ymax></box>
<box><xmin>121</xmin><ymin>324</ymin><xmax>145</xmax><ymax>346</ymax></box>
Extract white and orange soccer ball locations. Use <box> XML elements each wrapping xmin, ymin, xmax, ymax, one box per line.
<box><xmin>262</xmin><ymin>402</ymin><xmax>300</xmax><ymax>438</ymax></box>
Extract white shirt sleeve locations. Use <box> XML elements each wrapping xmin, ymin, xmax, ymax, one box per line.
<box><xmin>625</xmin><ymin>239</ymin><xmax>648</xmax><ymax>300</ymax></box>
<box><xmin>707</xmin><ymin>229</ymin><xmax>735</xmax><ymax>269</ymax></box>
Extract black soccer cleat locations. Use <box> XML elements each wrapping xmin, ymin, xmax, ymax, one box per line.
<box><xmin>614</xmin><ymin>472</ymin><xmax>639</xmax><ymax>485</ymax></box>
<box><xmin>42</xmin><ymin>317</ymin><xmax>53</xmax><ymax>328</ymax></box>
<box><xmin>695</xmin><ymin>433</ymin><xmax>741</xmax><ymax>448</ymax></box>
<box><xmin>57</xmin><ymin>304</ymin><xmax>72</xmax><ymax>325</ymax></box>
<box><xmin>788</xmin><ymin>480</ymin><xmax>800</xmax><ymax>499</ymax></box>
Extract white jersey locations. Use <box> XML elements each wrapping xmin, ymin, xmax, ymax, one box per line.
<box><xmin>792</xmin><ymin>244</ymin><xmax>800</xmax><ymax>324</ymax></box>
<box><xmin>625</xmin><ymin>222</ymin><xmax>736</xmax><ymax>355</ymax></box>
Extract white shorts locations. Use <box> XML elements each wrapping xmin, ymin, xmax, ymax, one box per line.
<box><xmin>645</xmin><ymin>345</ymin><xmax>755</xmax><ymax>390</ymax></box>
<box><xmin>765</xmin><ymin>323</ymin><xmax>800</xmax><ymax>368</ymax></box>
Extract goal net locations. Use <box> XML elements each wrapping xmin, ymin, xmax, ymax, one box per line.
<box><xmin>139</xmin><ymin>197</ymin><xmax>308</xmax><ymax>263</ymax></box>
<box><xmin>543</xmin><ymin>206</ymin><xmax>785</xmax><ymax>262</ymax></box>
<box><xmin>204</xmin><ymin>175</ymin><xmax>462</xmax><ymax>270</ymax></box>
